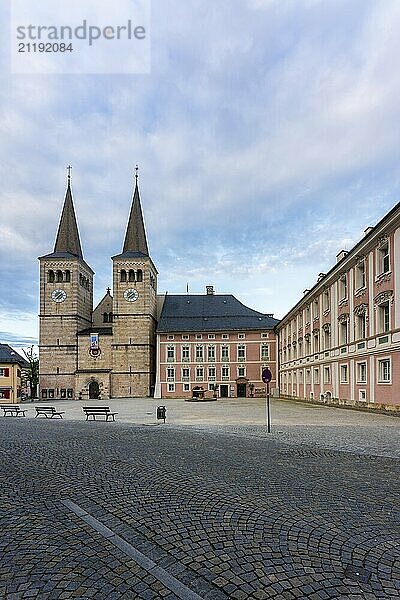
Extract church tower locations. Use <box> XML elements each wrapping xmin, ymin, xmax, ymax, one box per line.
<box><xmin>38</xmin><ymin>169</ymin><xmax>94</xmax><ymax>400</ymax></box>
<box><xmin>111</xmin><ymin>168</ymin><xmax>158</xmax><ymax>397</ymax></box>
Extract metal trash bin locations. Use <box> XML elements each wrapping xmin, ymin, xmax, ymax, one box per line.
<box><xmin>157</xmin><ymin>406</ymin><xmax>166</xmax><ymax>423</ymax></box>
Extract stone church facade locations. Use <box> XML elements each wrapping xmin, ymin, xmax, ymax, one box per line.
<box><xmin>39</xmin><ymin>172</ymin><xmax>158</xmax><ymax>400</ymax></box>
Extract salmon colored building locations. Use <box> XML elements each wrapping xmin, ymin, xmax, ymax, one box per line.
<box><xmin>155</xmin><ymin>286</ymin><xmax>279</xmax><ymax>399</ymax></box>
<box><xmin>276</xmin><ymin>202</ymin><xmax>400</xmax><ymax>409</ymax></box>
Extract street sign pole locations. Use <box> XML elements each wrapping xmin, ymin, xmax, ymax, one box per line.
<box><xmin>262</xmin><ymin>367</ymin><xmax>272</xmax><ymax>434</ymax></box>
<box><xmin>266</xmin><ymin>381</ymin><xmax>271</xmax><ymax>433</ymax></box>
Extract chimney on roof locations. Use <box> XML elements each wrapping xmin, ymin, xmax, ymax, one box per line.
<box><xmin>206</xmin><ymin>285</ymin><xmax>215</xmax><ymax>295</ymax></box>
<box><xmin>336</xmin><ymin>250</ymin><xmax>348</xmax><ymax>263</ymax></box>
<box><xmin>364</xmin><ymin>226</ymin><xmax>374</xmax><ymax>236</ymax></box>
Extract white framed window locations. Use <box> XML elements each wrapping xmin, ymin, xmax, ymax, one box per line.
<box><xmin>221</xmin><ymin>345</ymin><xmax>229</xmax><ymax>361</ymax></box>
<box><xmin>378</xmin><ymin>241</ymin><xmax>390</xmax><ymax>274</ymax></box>
<box><xmin>357</xmin><ymin>362</ymin><xmax>367</xmax><ymax>383</ymax></box>
<box><xmin>183</xmin><ymin>383</ymin><xmax>190</xmax><ymax>391</ymax></box>
<box><xmin>238</xmin><ymin>333</ymin><xmax>246</xmax><ymax>339</ymax></box>
<box><xmin>237</xmin><ymin>344</ymin><xmax>246</xmax><ymax>360</ymax></box>
<box><xmin>181</xmin><ymin>334</ymin><xmax>189</xmax><ymax>340</ymax></box>
<box><xmin>208</xmin><ymin>334</ymin><xmax>215</xmax><ymax>339</ymax></box>
<box><xmin>378</xmin><ymin>302</ymin><xmax>390</xmax><ymax>333</ymax></box>
<box><xmin>313</xmin><ymin>298</ymin><xmax>319</xmax><ymax>319</ymax></box>
<box><xmin>167</xmin><ymin>383</ymin><xmax>175</xmax><ymax>392</ymax></box>
<box><xmin>195</xmin><ymin>334</ymin><xmax>202</xmax><ymax>340</ymax></box>
<box><xmin>261</xmin><ymin>343</ymin><xmax>269</xmax><ymax>360</ymax></box>
<box><xmin>339</xmin><ymin>274</ymin><xmax>347</xmax><ymax>301</ymax></box>
<box><xmin>196</xmin><ymin>366</ymin><xmax>204</xmax><ymax>380</ymax></box>
<box><xmin>167</xmin><ymin>335</ymin><xmax>175</xmax><ymax>340</ymax></box>
<box><xmin>195</xmin><ymin>345</ymin><xmax>204</xmax><ymax>361</ymax></box>
<box><xmin>208</xmin><ymin>366</ymin><xmax>216</xmax><ymax>380</ymax></box>
<box><xmin>359</xmin><ymin>389</ymin><xmax>367</xmax><ymax>401</ymax></box>
<box><xmin>306</xmin><ymin>369</ymin><xmax>311</xmax><ymax>384</ymax></box>
<box><xmin>238</xmin><ymin>366</ymin><xmax>246</xmax><ymax>377</ymax></box>
<box><xmin>357</xmin><ymin>313</ymin><xmax>366</xmax><ymax>339</ymax></box>
<box><xmin>339</xmin><ymin>321</ymin><xmax>348</xmax><ymax>345</ymax></box>
<box><xmin>355</xmin><ymin>260</ymin><xmax>366</xmax><ymax>289</ymax></box>
<box><xmin>314</xmin><ymin>368</ymin><xmax>319</xmax><ymax>384</ymax></box>
<box><xmin>221</xmin><ymin>366</ymin><xmax>230</xmax><ymax>380</ymax></box>
<box><xmin>207</xmin><ymin>345</ymin><xmax>215</xmax><ymax>362</ymax></box>
<box><xmin>340</xmin><ymin>364</ymin><xmax>348</xmax><ymax>384</ymax></box>
<box><xmin>261</xmin><ymin>332</ymin><xmax>269</xmax><ymax>339</ymax></box>
<box><xmin>167</xmin><ymin>367</ymin><xmax>175</xmax><ymax>381</ymax></box>
<box><xmin>323</xmin><ymin>366</ymin><xmax>331</xmax><ymax>384</ymax></box>
<box><xmin>181</xmin><ymin>346</ymin><xmax>190</xmax><ymax>361</ymax></box>
<box><xmin>222</xmin><ymin>333</ymin><xmax>229</xmax><ymax>339</ymax></box>
<box><xmin>208</xmin><ymin>384</ymin><xmax>215</xmax><ymax>391</ymax></box>
<box><xmin>377</xmin><ymin>358</ymin><xmax>391</xmax><ymax>383</ymax></box>
<box><xmin>323</xmin><ymin>289</ymin><xmax>330</xmax><ymax>312</ymax></box>
<box><xmin>181</xmin><ymin>367</ymin><xmax>190</xmax><ymax>381</ymax></box>
<box><xmin>167</xmin><ymin>346</ymin><xmax>175</xmax><ymax>362</ymax></box>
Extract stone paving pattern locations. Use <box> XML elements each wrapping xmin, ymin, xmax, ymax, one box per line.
<box><xmin>0</xmin><ymin>401</ymin><xmax>399</xmax><ymax>599</ymax></box>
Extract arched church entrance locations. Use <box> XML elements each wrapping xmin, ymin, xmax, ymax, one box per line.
<box><xmin>89</xmin><ymin>381</ymin><xmax>100</xmax><ymax>400</ymax></box>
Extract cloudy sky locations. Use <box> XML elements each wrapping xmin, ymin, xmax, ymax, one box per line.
<box><xmin>1</xmin><ymin>0</ymin><xmax>400</xmax><ymax>350</ymax></box>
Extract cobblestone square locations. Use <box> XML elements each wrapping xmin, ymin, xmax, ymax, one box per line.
<box><xmin>0</xmin><ymin>399</ymin><xmax>399</xmax><ymax>599</ymax></box>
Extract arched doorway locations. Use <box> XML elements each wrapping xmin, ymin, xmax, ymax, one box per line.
<box><xmin>89</xmin><ymin>381</ymin><xmax>100</xmax><ymax>399</ymax></box>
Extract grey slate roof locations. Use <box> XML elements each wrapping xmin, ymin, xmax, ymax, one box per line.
<box><xmin>157</xmin><ymin>294</ymin><xmax>280</xmax><ymax>333</ymax></box>
<box><xmin>0</xmin><ymin>344</ymin><xmax>30</xmax><ymax>368</ymax></box>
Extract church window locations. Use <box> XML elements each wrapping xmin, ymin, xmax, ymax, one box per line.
<box><xmin>56</xmin><ymin>270</ymin><xmax>63</xmax><ymax>282</ymax></box>
<box><xmin>129</xmin><ymin>269</ymin><xmax>135</xmax><ymax>282</ymax></box>
<box><xmin>120</xmin><ymin>270</ymin><xmax>127</xmax><ymax>282</ymax></box>
<box><xmin>48</xmin><ymin>270</ymin><xmax>55</xmax><ymax>283</ymax></box>
<box><xmin>108</xmin><ymin>312</ymin><xmax>113</xmax><ymax>323</ymax></box>
<box><xmin>103</xmin><ymin>313</ymin><xmax>109</xmax><ymax>323</ymax></box>
<box><xmin>137</xmin><ymin>269</ymin><xmax>143</xmax><ymax>282</ymax></box>
<box><xmin>65</xmin><ymin>270</ymin><xmax>71</xmax><ymax>282</ymax></box>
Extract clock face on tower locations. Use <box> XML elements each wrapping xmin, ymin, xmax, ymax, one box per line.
<box><xmin>51</xmin><ymin>289</ymin><xmax>67</xmax><ymax>303</ymax></box>
<box><xmin>124</xmin><ymin>289</ymin><xmax>139</xmax><ymax>302</ymax></box>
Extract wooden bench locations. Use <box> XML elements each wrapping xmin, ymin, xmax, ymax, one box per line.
<box><xmin>82</xmin><ymin>406</ymin><xmax>118</xmax><ymax>421</ymax></box>
<box><xmin>0</xmin><ymin>405</ymin><xmax>26</xmax><ymax>417</ymax></box>
<box><xmin>35</xmin><ymin>406</ymin><xmax>64</xmax><ymax>419</ymax></box>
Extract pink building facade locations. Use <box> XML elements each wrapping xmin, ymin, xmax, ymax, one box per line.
<box><xmin>277</xmin><ymin>203</ymin><xmax>400</xmax><ymax>408</ymax></box>
<box><xmin>155</xmin><ymin>288</ymin><xmax>278</xmax><ymax>399</ymax></box>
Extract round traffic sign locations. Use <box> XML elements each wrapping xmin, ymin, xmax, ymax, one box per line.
<box><xmin>262</xmin><ymin>368</ymin><xmax>272</xmax><ymax>383</ymax></box>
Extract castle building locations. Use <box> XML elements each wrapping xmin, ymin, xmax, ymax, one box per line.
<box><xmin>276</xmin><ymin>202</ymin><xmax>400</xmax><ymax>408</ymax></box>
<box><xmin>155</xmin><ymin>288</ymin><xmax>278</xmax><ymax>399</ymax></box>
<box><xmin>38</xmin><ymin>172</ymin><xmax>276</xmax><ymax>400</ymax></box>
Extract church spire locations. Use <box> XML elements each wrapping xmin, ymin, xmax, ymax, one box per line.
<box><xmin>53</xmin><ymin>167</ymin><xmax>83</xmax><ymax>259</ymax></box>
<box><xmin>122</xmin><ymin>166</ymin><xmax>149</xmax><ymax>255</ymax></box>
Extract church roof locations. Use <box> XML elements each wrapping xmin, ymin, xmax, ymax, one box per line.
<box><xmin>157</xmin><ymin>294</ymin><xmax>280</xmax><ymax>333</ymax></box>
<box><xmin>115</xmin><ymin>177</ymin><xmax>149</xmax><ymax>259</ymax></box>
<box><xmin>38</xmin><ymin>177</ymin><xmax>94</xmax><ymax>271</ymax></box>
<box><xmin>54</xmin><ymin>180</ymin><xmax>83</xmax><ymax>258</ymax></box>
